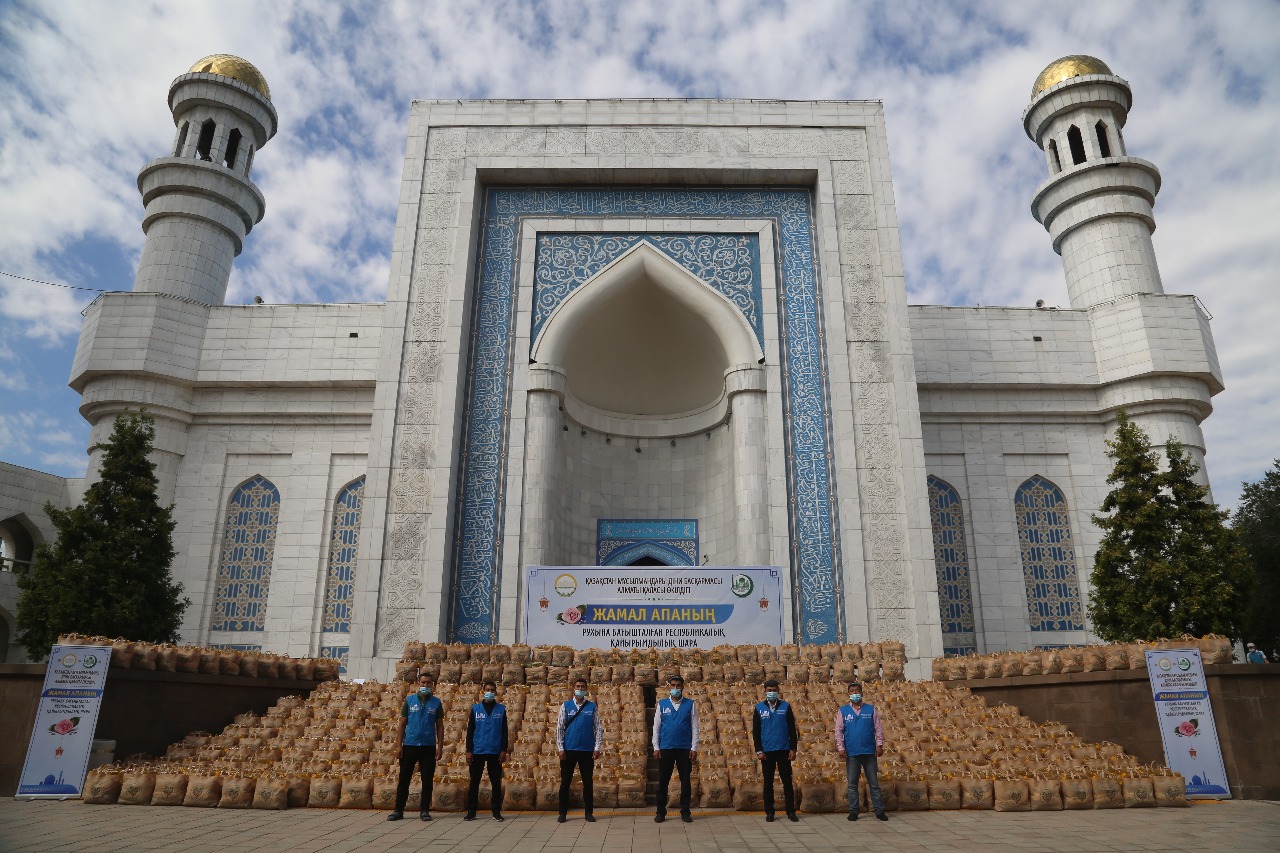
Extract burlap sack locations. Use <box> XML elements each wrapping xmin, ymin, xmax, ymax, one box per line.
<box><xmin>700</xmin><ymin>777</ymin><xmax>733</xmax><ymax>808</ymax></box>
<box><xmin>1104</xmin><ymin>645</ymin><xmax>1131</xmax><ymax>671</ymax></box>
<box><xmin>617</xmin><ymin>779</ymin><xmax>646</xmax><ymax>808</ymax></box>
<box><xmin>1061</xmin><ymin>778</ymin><xmax>1093</xmax><ymax>809</ymax></box>
<box><xmin>742</xmin><ymin>664</ymin><xmax>765</xmax><ymax>685</ymax></box>
<box><xmin>998</xmin><ymin>652</ymin><xmax>1021</xmax><ymax>677</ymax></box>
<box><xmin>667</xmin><ymin>779</ymin><xmax>701</xmax><ymax>809</ymax></box>
<box><xmin>758</xmin><ymin>645</ymin><xmax>780</xmax><ymax>664</ymax></box>
<box><xmin>504</xmin><ymin>781</ymin><xmax>535</xmax><ymax>810</ymax></box>
<box><xmin>533</xmin><ymin>783</ymin><xmax>560</xmax><ymax>810</ymax></box>
<box><xmin>240</xmin><ymin>651</ymin><xmax>260</xmax><ymax>677</ymax></box>
<box><xmin>404</xmin><ymin>780</ymin><xmax>424</xmax><ymax>811</ymax></box>
<box><xmin>841</xmin><ymin>643</ymin><xmax>863</xmax><ymax>662</ymax></box>
<box><xmin>215</xmin><ymin>648</ymin><xmax>240</xmax><ymax>676</ymax></box>
<box><xmin>860</xmin><ymin>662</ymin><xmax>881</xmax><ymax>682</ymax></box>
<box><xmin>172</xmin><ymin>646</ymin><xmax>199</xmax><ymax>673</ymax></box>
<box><xmin>1029</xmin><ymin>778</ymin><xmax>1062</xmax><ymax>810</ymax></box>
<box><xmin>218</xmin><ymin>777</ymin><xmax>255</xmax><ymax>808</ymax></box>
<box><xmin>1020</xmin><ymin>653</ymin><xmax>1044</xmax><ymax>676</ymax></box>
<box><xmin>928</xmin><ymin>779</ymin><xmax>961</xmax><ymax>810</ymax></box>
<box><xmin>1126</xmin><ymin>645</ymin><xmax>1150</xmax><ymax>671</ymax></box>
<box><xmin>339</xmin><ymin>778</ymin><xmax>373</xmax><ymax>809</ymax></box>
<box><xmin>567</xmin><ymin>665</ymin><xmax>590</xmax><ymax>685</ymax></box>
<box><xmin>151</xmin><ymin>773</ymin><xmax>188</xmax><ymax>806</ymax></box>
<box><xmin>589</xmin><ymin>664</ymin><xmax>611</xmax><ymax>685</ymax></box>
<box><xmin>1198</xmin><ymin>635</ymin><xmax>1233</xmax><ymax>665</ymax></box>
<box><xmin>735</xmin><ymin>645</ymin><xmax>760</xmax><ymax>664</ymax></box>
<box><xmin>946</xmin><ymin>657</ymin><xmax>967</xmax><ymax>681</ymax></box>
<box><xmin>418</xmin><ymin>642</ymin><xmax>444</xmax><ymax>663</ymax></box>
<box><xmin>897</xmin><ymin>780</ymin><xmax>929</xmax><ymax>811</ymax></box>
<box><xmin>151</xmin><ymin>644</ymin><xmax>177</xmax><ymax>672</ymax></box>
<box><xmin>1080</xmin><ymin>646</ymin><xmax>1105</xmax><ymax>672</ymax></box>
<box><xmin>196</xmin><ymin>648</ymin><xmax>218</xmax><ymax>674</ymax></box>
<box><xmin>278</xmin><ymin>657</ymin><xmax>298</xmax><ymax>680</ymax></box>
<box><xmin>501</xmin><ymin>663</ymin><xmax>525</xmax><ymax>687</ymax></box>
<box><xmin>713</xmin><ymin>663</ymin><xmax>739</xmax><ymax>683</ymax></box>
<box><xmin>880</xmin><ymin>779</ymin><xmax>899</xmax><ymax>811</ymax></box>
<box><xmin>960</xmin><ymin>778</ymin><xmax>993</xmax><ymax>809</ymax></box>
<box><xmin>993</xmin><ymin>779</ymin><xmax>1030</xmax><ymax>812</ymax></box>
<box><xmin>883</xmin><ymin>660</ymin><xmax>905</xmax><ymax>682</ymax></box>
<box><xmin>395</xmin><ymin>660</ymin><xmax>418</xmax><ymax>682</ymax></box>
<box><xmin>634</xmin><ymin>666</ymin><xmax>658</xmax><ymax>686</ymax></box>
<box><xmin>259</xmin><ymin>654</ymin><xmax>281</xmax><ymax>679</ymax></box>
<box><xmin>296</xmin><ymin>658</ymin><xmax>316</xmax><ymax>680</ymax></box>
<box><xmin>1123</xmin><ymin>777</ymin><xmax>1156</xmax><ymax>808</ymax></box>
<box><xmin>447</xmin><ymin>642</ymin><xmax>470</xmax><ymax>663</ymax></box>
<box><xmin>548</xmin><ymin>665</ymin><xmax>569</xmax><ymax>685</ymax></box>
<box><xmin>532</xmin><ymin>645</ymin><xmax>554</xmax><ymax>665</ymax></box>
<box><xmin>287</xmin><ymin>777</ymin><xmax>311</xmax><ymax>808</ymax></box>
<box><xmin>403</xmin><ymin>641</ymin><xmax>426</xmax><ymax>661</ymax></box>
<box><xmin>309</xmin><ymin>777</ymin><xmax>342</xmax><ymax>807</ymax></box>
<box><xmin>1153</xmin><ymin>774</ymin><xmax>1188</xmax><ymax>807</ymax></box>
<box><xmin>432</xmin><ymin>781</ymin><xmax>465</xmax><ymax>811</ymax></box>
<box><xmin>551</xmin><ymin>646</ymin><xmax>574</xmax><ymax>667</ymax></box>
<box><xmin>371</xmin><ymin>778</ymin><xmax>398</xmax><ymax>810</ymax></box>
<box><xmin>1091</xmin><ymin>776</ymin><xmax>1123</xmax><ymax>808</ymax></box>
<box><xmin>110</xmin><ymin>638</ymin><xmax>137</xmax><ymax>668</ymax></box>
<box><xmin>1041</xmin><ymin>649</ymin><xmax>1063</xmax><ymax>675</ymax></box>
<box><xmin>963</xmin><ymin>657</ymin><xmax>985</xmax><ymax>680</ymax></box>
<box><xmin>680</xmin><ymin>665</ymin><xmax>703</xmax><ymax>683</ymax></box>
<box><xmin>252</xmin><ymin>777</ymin><xmax>288</xmax><ymax>810</ymax></box>
<box><xmin>786</xmin><ymin>664</ymin><xmax>809</xmax><ymax>684</ymax></box>
<box><xmin>183</xmin><ymin>775</ymin><xmax>222</xmax><ymax>807</ymax></box>
<box><xmin>593</xmin><ymin>781</ymin><xmax>618</xmax><ymax>808</ymax></box>
<box><xmin>460</xmin><ymin>663</ymin><xmax>483</xmax><ymax>684</ymax></box>
<box><xmin>834</xmin><ymin>660</ymin><xmax>858</xmax><ymax>684</ymax></box>
<box><xmin>524</xmin><ymin>663</ymin><xmax>548</xmax><ymax>684</ymax></box>
<box><xmin>82</xmin><ymin>770</ymin><xmax>123</xmax><ymax>805</ymax></box>
<box><xmin>438</xmin><ymin>662</ymin><xmax>461</xmax><ymax>683</ymax></box>
<box><xmin>732</xmin><ymin>781</ymin><xmax>764</xmax><ymax>811</ymax></box>
<box><xmin>763</xmin><ymin>662</ymin><xmax>786</xmax><ymax>683</ymax></box>
<box><xmin>702</xmin><ymin>664</ymin><xmax>724</xmax><ymax>682</ymax></box>
<box><xmin>931</xmin><ymin>658</ymin><xmax>949</xmax><ymax>681</ymax></box>
<box><xmin>1059</xmin><ymin>648</ymin><xmax>1085</xmax><ymax>673</ymax></box>
<box><xmin>982</xmin><ymin>656</ymin><xmax>1003</xmax><ymax>679</ymax></box>
<box><xmin>797</xmin><ymin>780</ymin><xmax>832</xmax><ymax>812</ymax></box>
<box><xmin>117</xmin><ymin>771</ymin><xmax>156</xmax><ymax>805</ymax></box>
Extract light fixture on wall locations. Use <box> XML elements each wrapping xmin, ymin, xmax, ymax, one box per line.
<box><xmin>580</xmin><ymin>428</ymin><xmax>587</xmax><ymax>437</ymax></box>
<box><xmin>605</xmin><ymin>435</ymin><xmax>611</xmax><ymax>444</ymax></box>
<box><xmin>635</xmin><ymin>440</ymin><xmax>642</xmax><ymax>453</ymax></box>
<box><xmin>670</xmin><ymin>440</ymin><xmax>676</xmax><ymax>447</ymax></box>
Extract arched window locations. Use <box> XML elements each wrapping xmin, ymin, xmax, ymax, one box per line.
<box><xmin>1095</xmin><ymin>121</ymin><xmax>1112</xmax><ymax>158</ymax></box>
<box><xmin>1014</xmin><ymin>475</ymin><xmax>1084</xmax><ymax>631</ymax></box>
<box><xmin>927</xmin><ymin>476</ymin><xmax>977</xmax><ymax>654</ymax></box>
<box><xmin>195</xmin><ymin>119</ymin><xmax>216</xmax><ymax>162</ymax></box>
<box><xmin>244</xmin><ymin>146</ymin><xmax>255</xmax><ymax>176</ymax></box>
<box><xmin>211</xmin><ymin>476</ymin><xmax>280</xmax><ymax>632</ymax></box>
<box><xmin>322</xmin><ymin>477</ymin><xmax>365</xmax><ymax>634</ymax></box>
<box><xmin>174</xmin><ymin>121</ymin><xmax>190</xmax><ymax>158</ymax></box>
<box><xmin>224</xmin><ymin>128</ymin><xmax>242</xmax><ymax>169</ymax></box>
<box><xmin>1067</xmin><ymin>125</ymin><xmax>1086</xmax><ymax>165</ymax></box>
<box><xmin>1048</xmin><ymin>139</ymin><xmax>1062</xmax><ymax>174</ymax></box>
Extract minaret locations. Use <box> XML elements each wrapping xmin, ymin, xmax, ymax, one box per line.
<box><xmin>132</xmin><ymin>54</ymin><xmax>277</xmax><ymax>304</ymax></box>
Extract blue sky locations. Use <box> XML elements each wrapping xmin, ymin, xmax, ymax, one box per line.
<box><xmin>0</xmin><ymin>0</ymin><xmax>1277</xmax><ymax>510</ymax></box>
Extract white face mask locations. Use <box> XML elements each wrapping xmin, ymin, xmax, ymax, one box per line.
<box><xmin>850</xmin><ymin>694</ymin><xmax>862</xmax><ymax>704</ymax></box>
<box><xmin>418</xmin><ymin>686</ymin><xmax>432</xmax><ymax>695</ymax></box>
<box><xmin>765</xmin><ymin>691</ymin><xmax>779</xmax><ymax>702</ymax></box>
<box><xmin>669</xmin><ymin>688</ymin><xmax>682</xmax><ymax>699</ymax></box>
<box><xmin>483</xmin><ymin>691</ymin><xmax>495</xmax><ymax>702</ymax></box>
<box><xmin>574</xmin><ymin>689</ymin><xmax>586</xmax><ymax>699</ymax></box>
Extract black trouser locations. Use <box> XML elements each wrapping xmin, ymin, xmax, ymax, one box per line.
<box><xmin>656</xmin><ymin>748</ymin><xmax>692</xmax><ymax>816</ymax></box>
<box><xmin>395</xmin><ymin>744</ymin><xmax>436</xmax><ymax>814</ymax></box>
<box><xmin>558</xmin><ymin>750</ymin><xmax>595</xmax><ymax>815</ymax></box>
<box><xmin>761</xmin><ymin>750</ymin><xmax>796</xmax><ymax>816</ymax></box>
<box><xmin>466</xmin><ymin>754</ymin><xmax>503</xmax><ymax>816</ymax></box>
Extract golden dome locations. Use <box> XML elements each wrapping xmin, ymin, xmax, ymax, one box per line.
<box><xmin>188</xmin><ymin>54</ymin><xmax>270</xmax><ymax>100</ymax></box>
<box><xmin>1031</xmin><ymin>55</ymin><xmax>1113</xmax><ymax>99</ymax></box>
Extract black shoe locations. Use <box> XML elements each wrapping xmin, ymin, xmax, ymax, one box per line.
<box><xmin>847</xmin><ymin>812</ymin><xmax>858</xmax><ymax>821</ymax></box>
<box><xmin>681</xmin><ymin>814</ymin><xmax>693</xmax><ymax>823</ymax></box>
<box><xmin>493</xmin><ymin>814</ymin><xmax>504</xmax><ymax>822</ymax></box>
<box><xmin>765</xmin><ymin>813</ymin><xmax>775</xmax><ymax>822</ymax></box>
<box><xmin>875</xmin><ymin>812</ymin><xmax>888</xmax><ymax>821</ymax></box>
<box><xmin>655</xmin><ymin>814</ymin><xmax>666</xmax><ymax>823</ymax></box>
<box><xmin>787</xmin><ymin>813</ymin><xmax>799</xmax><ymax>822</ymax></box>
<box><xmin>557</xmin><ymin>814</ymin><xmax>567</xmax><ymax>823</ymax></box>
<box><xmin>584</xmin><ymin>814</ymin><xmax>596</xmax><ymax>822</ymax></box>
<box><xmin>464</xmin><ymin>813</ymin><xmax>477</xmax><ymax>821</ymax></box>
<box><xmin>387</xmin><ymin>812</ymin><xmax>403</xmax><ymax>821</ymax></box>
<box><xmin>420</xmin><ymin>812</ymin><xmax>432</xmax><ymax>821</ymax></box>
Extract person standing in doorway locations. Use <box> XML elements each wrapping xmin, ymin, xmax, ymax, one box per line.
<box><xmin>753</xmin><ymin>678</ymin><xmax>798</xmax><ymax>822</ymax></box>
<box><xmin>652</xmin><ymin>674</ymin><xmax>699</xmax><ymax>823</ymax></box>
<box><xmin>556</xmin><ymin>677</ymin><xmax>604</xmax><ymax>823</ymax></box>
<box><xmin>464</xmin><ymin>680</ymin><xmax>509</xmax><ymax>821</ymax></box>
<box><xmin>1246</xmin><ymin>643</ymin><xmax>1267</xmax><ymax>663</ymax></box>
<box><xmin>836</xmin><ymin>681</ymin><xmax>887</xmax><ymax>822</ymax></box>
<box><xmin>387</xmin><ymin>672</ymin><xmax>443</xmax><ymax>822</ymax></box>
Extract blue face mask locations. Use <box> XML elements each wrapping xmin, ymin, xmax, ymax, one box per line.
<box><xmin>850</xmin><ymin>694</ymin><xmax>862</xmax><ymax>704</ymax></box>
<box><xmin>483</xmin><ymin>691</ymin><xmax>495</xmax><ymax>702</ymax></box>
<box><xmin>574</xmin><ymin>689</ymin><xmax>586</xmax><ymax>699</ymax></box>
<box><xmin>669</xmin><ymin>688</ymin><xmax>682</xmax><ymax>699</ymax></box>
<box><xmin>418</xmin><ymin>686</ymin><xmax>432</xmax><ymax>695</ymax></box>
<box><xmin>765</xmin><ymin>691</ymin><xmax>779</xmax><ymax>701</ymax></box>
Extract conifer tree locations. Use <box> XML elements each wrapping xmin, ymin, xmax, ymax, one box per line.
<box><xmin>1234</xmin><ymin>460</ymin><xmax>1280</xmax><ymax>658</ymax></box>
<box><xmin>16</xmin><ymin>412</ymin><xmax>188</xmax><ymax>658</ymax></box>
<box><xmin>1088</xmin><ymin>412</ymin><xmax>1251</xmax><ymax>641</ymax></box>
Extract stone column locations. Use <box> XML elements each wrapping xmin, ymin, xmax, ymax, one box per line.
<box><xmin>523</xmin><ymin>366</ymin><xmax>566</xmax><ymax>570</ymax></box>
<box><xmin>728</xmin><ymin>367</ymin><xmax>770</xmax><ymax>566</ymax></box>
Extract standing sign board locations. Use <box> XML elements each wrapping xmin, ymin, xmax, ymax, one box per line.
<box><xmin>525</xmin><ymin>566</ymin><xmax>783</xmax><ymax>650</ymax></box>
<box><xmin>16</xmin><ymin>644</ymin><xmax>112</xmax><ymax>798</ymax></box>
<box><xmin>1144</xmin><ymin>647</ymin><xmax>1231</xmax><ymax>798</ymax></box>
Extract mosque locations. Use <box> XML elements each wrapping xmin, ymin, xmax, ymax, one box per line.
<box><xmin>0</xmin><ymin>54</ymin><xmax>1223</xmax><ymax>680</ymax></box>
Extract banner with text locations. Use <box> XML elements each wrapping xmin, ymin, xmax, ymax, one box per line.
<box><xmin>17</xmin><ymin>644</ymin><xmax>112</xmax><ymax>798</ymax></box>
<box><xmin>1144</xmin><ymin>647</ymin><xmax>1231</xmax><ymax>798</ymax></box>
<box><xmin>524</xmin><ymin>567</ymin><xmax>783</xmax><ymax>650</ymax></box>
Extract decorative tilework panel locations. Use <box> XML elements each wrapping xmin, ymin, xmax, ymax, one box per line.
<box><xmin>926</xmin><ymin>476</ymin><xmax>977</xmax><ymax>655</ymax></box>
<box><xmin>449</xmin><ymin>188</ymin><xmax>841</xmax><ymax>645</ymax></box>
<box><xmin>533</xmin><ymin>233</ymin><xmax>763</xmax><ymax>347</ymax></box>
<box><xmin>320</xmin><ymin>645</ymin><xmax>350</xmax><ymax>674</ymax></box>
<box><xmin>1014</xmin><ymin>475</ymin><xmax>1084</xmax><ymax>632</ymax></box>
<box><xmin>210</xmin><ymin>476</ymin><xmax>280</xmax><ymax>632</ymax></box>
<box><xmin>596</xmin><ymin>518</ymin><xmax>698</xmax><ymax>566</ymax></box>
<box><xmin>322</xmin><ymin>477</ymin><xmax>365</xmax><ymax>633</ymax></box>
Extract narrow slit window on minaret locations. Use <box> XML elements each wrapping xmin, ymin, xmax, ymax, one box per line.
<box><xmin>1095</xmin><ymin>121</ymin><xmax>1112</xmax><ymax>158</ymax></box>
<box><xmin>224</xmin><ymin>129</ymin><xmax>242</xmax><ymax>169</ymax></box>
<box><xmin>245</xmin><ymin>146</ymin><xmax>255</xmax><ymax>176</ymax></box>
<box><xmin>174</xmin><ymin>121</ymin><xmax>189</xmax><ymax>157</ymax></box>
<box><xmin>1048</xmin><ymin>139</ymin><xmax>1062</xmax><ymax>173</ymax></box>
<box><xmin>196</xmin><ymin>119</ymin><xmax>216</xmax><ymax>162</ymax></box>
<box><xmin>1067</xmin><ymin>125</ymin><xmax>1086</xmax><ymax>165</ymax></box>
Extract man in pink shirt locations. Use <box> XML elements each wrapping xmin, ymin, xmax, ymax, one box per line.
<box><xmin>834</xmin><ymin>681</ymin><xmax>887</xmax><ymax>821</ymax></box>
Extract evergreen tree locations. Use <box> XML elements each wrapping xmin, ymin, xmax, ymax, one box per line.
<box><xmin>1234</xmin><ymin>460</ymin><xmax>1280</xmax><ymax>658</ymax></box>
<box><xmin>1088</xmin><ymin>412</ymin><xmax>1252</xmax><ymax>641</ymax></box>
<box><xmin>15</xmin><ymin>412</ymin><xmax>188</xmax><ymax>658</ymax></box>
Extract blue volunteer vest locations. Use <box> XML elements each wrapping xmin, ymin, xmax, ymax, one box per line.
<box><xmin>841</xmin><ymin>702</ymin><xmax>877</xmax><ymax>755</ymax></box>
<box><xmin>562</xmin><ymin>699</ymin><xmax>597</xmax><ymax>752</ymax></box>
<box><xmin>471</xmin><ymin>702</ymin><xmax>506</xmax><ymax>755</ymax></box>
<box><xmin>403</xmin><ymin>693</ymin><xmax>443</xmax><ymax>746</ymax></box>
<box><xmin>657</xmin><ymin>697</ymin><xmax>694</xmax><ymax>750</ymax></box>
<box><xmin>756</xmin><ymin>700</ymin><xmax>791</xmax><ymax>752</ymax></box>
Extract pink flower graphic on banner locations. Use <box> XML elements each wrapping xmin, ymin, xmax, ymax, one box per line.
<box><xmin>49</xmin><ymin>717</ymin><xmax>79</xmax><ymax>736</ymax></box>
<box><xmin>1174</xmin><ymin>719</ymin><xmax>1200</xmax><ymax>737</ymax></box>
<box><xmin>556</xmin><ymin>605</ymin><xmax>586</xmax><ymax>625</ymax></box>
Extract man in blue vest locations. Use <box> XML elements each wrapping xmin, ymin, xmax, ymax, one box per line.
<box><xmin>835</xmin><ymin>680</ymin><xmax>887</xmax><ymax>821</ymax></box>
<box><xmin>464</xmin><ymin>680</ymin><xmax>509</xmax><ymax>821</ymax></box>
<box><xmin>753</xmin><ymin>678</ymin><xmax>798</xmax><ymax>822</ymax></box>
<box><xmin>556</xmin><ymin>676</ymin><xmax>604</xmax><ymax>823</ymax></box>
<box><xmin>387</xmin><ymin>671</ymin><xmax>444</xmax><ymax>821</ymax></box>
<box><xmin>652</xmin><ymin>673</ymin><xmax>699</xmax><ymax>823</ymax></box>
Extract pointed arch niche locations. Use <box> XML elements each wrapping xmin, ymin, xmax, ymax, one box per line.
<box><xmin>926</xmin><ymin>476</ymin><xmax>977</xmax><ymax>654</ymax></box>
<box><xmin>524</xmin><ymin>240</ymin><xmax>770</xmax><ymax>571</ymax></box>
<box><xmin>1014</xmin><ymin>475</ymin><xmax>1084</xmax><ymax>632</ymax></box>
<box><xmin>210</xmin><ymin>475</ymin><xmax>280</xmax><ymax>634</ymax></box>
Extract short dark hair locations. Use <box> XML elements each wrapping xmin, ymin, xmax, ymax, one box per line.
<box><xmin>418</xmin><ymin>672</ymin><xmax>435</xmax><ymax>682</ymax></box>
<box><xmin>482</xmin><ymin>680</ymin><xmax>497</xmax><ymax>691</ymax></box>
<box><xmin>668</xmin><ymin>674</ymin><xmax>684</xmax><ymax>685</ymax></box>
<box><xmin>848</xmin><ymin>682</ymin><xmax>862</xmax><ymax>691</ymax></box>
<box><xmin>763</xmin><ymin>679</ymin><xmax>780</xmax><ymax>689</ymax></box>
<box><xmin>573</xmin><ymin>677</ymin><xmax>588</xmax><ymax>687</ymax></box>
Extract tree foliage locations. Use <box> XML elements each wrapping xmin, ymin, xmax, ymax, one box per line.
<box><xmin>1234</xmin><ymin>460</ymin><xmax>1280</xmax><ymax>658</ymax></box>
<box><xmin>16</xmin><ymin>412</ymin><xmax>189</xmax><ymax>658</ymax></box>
<box><xmin>1088</xmin><ymin>412</ymin><xmax>1252</xmax><ymax>642</ymax></box>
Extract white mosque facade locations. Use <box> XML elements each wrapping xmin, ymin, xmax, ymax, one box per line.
<box><xmin>0</xmin><ymin>55</ymin><xmax>1223</xmax><ymax>679</ymax></box>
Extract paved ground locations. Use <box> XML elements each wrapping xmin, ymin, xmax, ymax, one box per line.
<box><xmin>1</xmin><ymin>800</ymin><xmax>1278</xmax><ymax>853</ymax></box>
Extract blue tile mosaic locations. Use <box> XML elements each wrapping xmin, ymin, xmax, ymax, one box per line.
<box><xmin>322</xmin><ymin>477</ymin><xmax>365</xmax><ymax>633</ymax></box>
<box><xmin>320</xmin><ymin>645</ymin><xmax>350</xmax><ymax>674</ymax></box>
<box><xmin>1014</xmin><ymin>475</ymin><xmax>1084</xmax><ymax>631</ymax></box>
<box><xmin>449</xmin><ymin>188</ymin><xmax>841</xmax><ymax>645</ymax></box>
<box><xmin>533</xmin><ymin>233</ymin><xmax>763</xmax><ymax>347</ymax></box>
<box><xmin>207</xmin><ymin>643</ymin><xmax>263</xmax><ymax>651</ymax></box>
<box><xmin>926</xmin><ymin>476</ymin><xmax>977</xmax><ymax>655</ymax></box>
<box><xmin>211</xmin><ymin>475</ymin><xmax>280</xmax><ymax>632</ymax></box>
<box><xmin>596</xmin><ymin>518</ymin><xmax>698</xmax><ymax>566</ymax></box>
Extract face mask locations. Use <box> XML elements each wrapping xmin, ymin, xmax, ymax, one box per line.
<box><xmin>765</xmin><ymin>691</ymin><xmax>779</xmax><ymax>701</ymax></box>
<box><xmin>483</xmin><ymin>691</ymin><xmax>495</xmax><ymax>702</ymax></box>
<box><xmin>418</xmin><ymin>686</ymin><xmax>432</xmax><ymax>695</ymax></box>
<box><xmin>669</xmin><ymin>688</ymin><xmax>682</xmax><ymax>699</ymax></box>
<box><xmin>574</xmin><ymin>689</ymin><xmax>586</xmax><ymax>699</ymax></box>
<box><xmin>850</xmin><ymin>694</ymin><xmax>862</xmax><ymax>704</ymax></box>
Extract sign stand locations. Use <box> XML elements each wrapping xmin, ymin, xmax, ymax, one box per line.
<box><xmin>15</xmin><ymin>644</ymin><xmax>112</xmax><ymax>799</ymax></box>
<box><xmin>1144</xmin><ymin>647</ymin><xmax>1231</xmax><ymax>798</ymax></box>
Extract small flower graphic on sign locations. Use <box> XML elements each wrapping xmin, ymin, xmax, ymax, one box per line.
<box><xmin>1174</xmin><ymin>718</ymin><xmax>1200</xmax><ymax>737</ymax></box>
<box><xmin>557</xmin><ymin>606</ymin><xmax>586</xmax><ymax>625</ymax></box>
<box><xmin>49</xmin><ymin>717</ymin><xmax>80</xmax><ymax>758</ymax></box>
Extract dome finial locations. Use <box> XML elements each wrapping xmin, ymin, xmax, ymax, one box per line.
<box><xmin>189</xmin><ymin>54</ymin><xmax>271</xmax><ymax>100</ymax></box>
<box><xmin>1031</xmin><ymin>55</ymin><xmax>1112</xmax><ymax>99</ymax></box>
